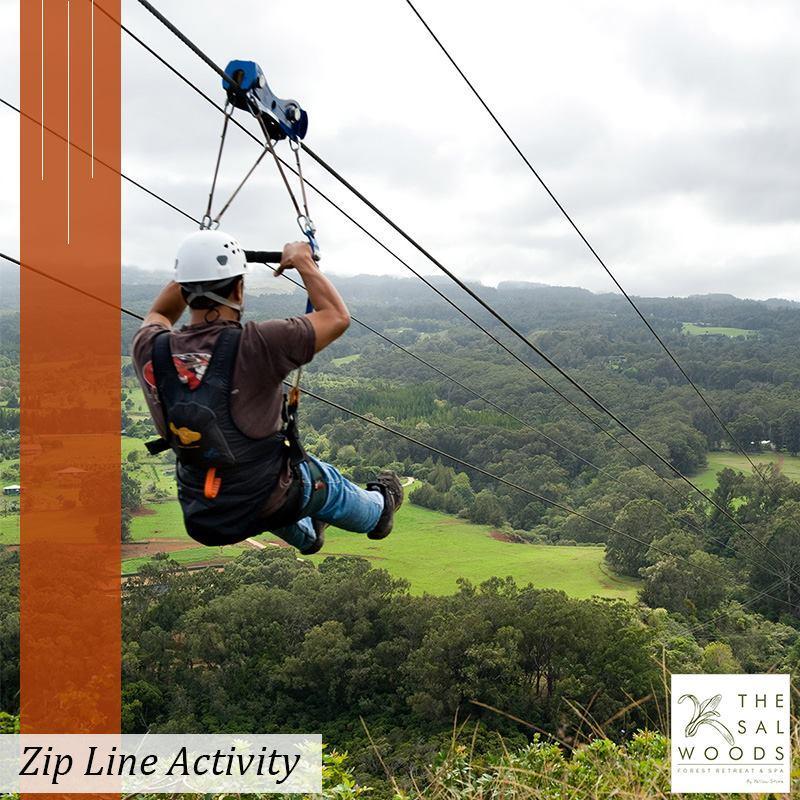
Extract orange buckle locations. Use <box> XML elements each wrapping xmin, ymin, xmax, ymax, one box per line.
<box><xmin>204</xmin><ymin>467</ymin><xmax>221</xmax><ymax>499</ymax></box>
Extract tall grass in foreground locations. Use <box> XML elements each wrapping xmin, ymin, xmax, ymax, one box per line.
<box><xmin>129</xmin><ymin>684</ymin><xmax>800</xmax><ymax>799</ymax></box>
<box><xmin>393</xmin><ymin>726</ymin><xmax>798</xmax><ymax>799</ymax></box>
<box><xmin>134</xmin><ymin>724</ymin><xmax>800</xmax><ymax>800</ymax></box>
<box><xmin>383</xmin><ymin>683</ymin><xmax>800</xmax><ymax>800</ymax></box>
<box><xmin>126</xmin><ymin>696</ymin><xmax>800</xmax><ymax>799</ymax></box>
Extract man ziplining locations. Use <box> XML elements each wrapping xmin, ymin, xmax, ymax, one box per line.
<box><xmin>132</xmin><ymin>229</ymin><xmax>404</xmax><ymax>555</ymax></box>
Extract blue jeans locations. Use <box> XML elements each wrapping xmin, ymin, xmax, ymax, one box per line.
<box><xmin>270</xmin><ymin>456</ymin><xmax>384</xmax><ymax>551</ymax></box>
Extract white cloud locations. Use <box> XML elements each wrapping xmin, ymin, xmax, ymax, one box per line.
<box><xmin>2</xmin><ymin>0</ymin><xmax>800</xmax><ymax>299</ymax></box>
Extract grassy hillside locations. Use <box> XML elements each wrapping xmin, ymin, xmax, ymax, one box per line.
<box><xmin>250</xmin><ymin>497</ymin><xmax>640</xmax><ymax>599</ymax></box>
<box><xmin>9</xmin><ymin>437</ymin><xmax>798</xmax><ymax>595</ymax></box>
<box><xmin>694</xmin><ymin>450</ymin><xmax>800</xmax><ymax>491</ymax></box>
<box><xmin>682</xmin><ymin>322</ymin><xmax>757</xmax><ymax>338</ymax></box>
<box><xmin>130</xmin><ymin>500</ymin><xmax>184</xmax><ymax>540</ymax></box>
<box><xmin>0</xmin><ymin>515</ymin><xmax>17</xmax><ymax>544</ymax></box>
<box><xmin>121</xmin><ymin>545</ymin><xmax>244</xmax><ymax>574</ymax></box>
<box><xmin>123</xmin><ymin>490</ymin><xmax>639</xmax><ymax>599</ymax></box>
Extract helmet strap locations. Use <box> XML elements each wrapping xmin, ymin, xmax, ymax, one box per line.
<box><xmin>190</xmin><ymin>290</ymin><xmax>243</xmax><ymax>313</ymax></box>
<box><xmin>183</xmin><ymin>287</ymin><xmax>243</xmax><ymax>315</ymax></box>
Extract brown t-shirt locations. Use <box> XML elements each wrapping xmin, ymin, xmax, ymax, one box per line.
<box><xmin>132</xmin><ymin>316</ymin><xmax>316</xmax><ymax>440</ymax></box>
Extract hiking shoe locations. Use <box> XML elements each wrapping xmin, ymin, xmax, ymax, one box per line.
<box><xmin>366</xmin><ymin>471</ymin><xmax>404</xmax><ymax>540</ymax></box>
<box><xmin>300</xmin><ymin>520</ymin><xmax>327</xmax><ymax>555</ymax></box>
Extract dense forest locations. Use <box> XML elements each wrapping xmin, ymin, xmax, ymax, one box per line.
<box><xmin>3</xmin><ymin>272</ymin><xmax>800</xmax><ymax>793</ymax></box>
<box><xmin>122</xmin><ymin>277</ymin><xmax>800</xmax><ymax>623</ymax></box>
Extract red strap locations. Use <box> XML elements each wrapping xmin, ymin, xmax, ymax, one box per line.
<box><xmin>204</xmin><ymin>467</ymin><xmax>222</xmax><ymax>499</ymax></box>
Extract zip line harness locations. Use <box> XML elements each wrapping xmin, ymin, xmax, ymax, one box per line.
<box><xmin>205</xmin><ymin>59</ymin><xmax>317</xmax><ymax>418</ymax></box>
<box><xmin>146</xmin><ymin>61</ymin><xmax>328</xmax><ymax>541</ymax></box>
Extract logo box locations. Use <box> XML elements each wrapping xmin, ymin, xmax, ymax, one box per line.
<box><xmin>671</xmin><ymin>674</ymin><xmax>790</xmax><ymax>794</ymax></box>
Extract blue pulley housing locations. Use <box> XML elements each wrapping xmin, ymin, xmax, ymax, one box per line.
<box><xmin>223</xmin><ymin>60</ymin><xmax>308</xmax><ymax>142</ymax></box>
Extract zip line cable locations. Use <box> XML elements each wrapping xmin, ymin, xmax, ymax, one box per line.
<box><xmin>125</xmin><ymin>6</ymin><xmax>794</xmax><ymax>583</ymax></box>
<box><xmin>402</xmin><ymin>0</ymin><xmax>772</xmax><ymax>489</ymax></box>
<box><xmin>0</xmin><ymin>94</ymin><xmax>616</xmax><ymax>496</ymax></box>
<box><xmin>294</xmin><ymin>383</ymin><xmax>798</xmax><ymax>614</ymax></box>
<box><xmin>136</xmin><ymin>0</ymin><xmax>233</xmax><ymax>84</ymax></box>
<box><xmin>74</xmin><ymin>16</ymin><xmax>706</xmax><ymax>500</ymax></box>
<box><xmin>2</xmin><ymin>248</ymin><xmax>795</xmax><ymax>612</ymax></box>
<box><xmin>108</xmin><ymin>3</ymin><xmax>800</xmax><ymax>579</ymax></box>
<box><xmin>0</xmin><ymin>94</ymin><xmax>617</xmax><ymax>491</ymax></box>
<box><xmin>0</xmin><ymin>123</ymin><xmax>783</xmax><ymax>580</ymax></box>
<box><xmin>295</xmin><ymin>141</ymin><xmax>770</xmax><ymax>539</ymax></box>
<box><xmin>2</xmin><ymin>88</ymin><xmax>749</xmax><ymax>559</ymax></box>
<box><xmin>0</xmin><ymin>252</ymin><xmax>145</xmax><ymax>319</ymax></box>
<box><xmin>0</xmin><ymin>87</ymin><xmax>636</xmax><ymax>493</ymax></box>
<box><xmin>306</xmin><ymin>149</ymin><xmax>793</xmax><ymax>566</ymax></box>
<box><xmin>104</xmin><ymin>13</ymin><xmax>718</xmax><ymax>502</ymax></box>
<box><xmin>0</xmin><ymin>98</ymin><xmax>199</xmax><ymax>226</ymax></box>
<box><xmin>665</xmin><ymin>577</ymin><xmax>787</xmax><ymax>644</ymax></box>
<box><xmin>0</xmin><ymin>97</ymin><xmax>668</xmax><ymax>494</ymax></box>
<box><xmin>258</xmin><ymin>278</ymin><xmax>719</xmax><ymax>556</ymax></box>
<box><xmin>286</xmin><ymin>186</ymin><xmax>799</xmax><ymax>572</ymax></box>
<box><xmin>35</xmin><ymin>4</ymin><xmax>791</xmax><ymax>581</ymax></box>
<box><xmin>9</xmin><ymin>10</ymin><xmax>799</xmax><ymax>605</ymax></box>
<box><xmin>276</xmin><ymin>282</ymin><xmax>733</xmax><ymax>551</ymax></box>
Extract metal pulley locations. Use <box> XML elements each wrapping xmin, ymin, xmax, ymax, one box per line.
<box><xmin>222</xmin><ymin>60</ymin><xmax>308</xmax><ymax>142</ymax></box>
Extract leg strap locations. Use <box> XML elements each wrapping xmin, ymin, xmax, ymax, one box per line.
<box><xmin>260</xmin><ymin>459</ymin><xmax>327</xmax><ymax>530</ymax></box>
<box><xmin>260</xmin><ymin>395</ymin><xmax>327</xmax><ymax>529</ymax></box>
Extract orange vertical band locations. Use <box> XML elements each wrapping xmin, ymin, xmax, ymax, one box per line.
<box><xmin>20</xmin><ymin>0</ymin><xmax>121</xmax><ymax>762</ymax></box>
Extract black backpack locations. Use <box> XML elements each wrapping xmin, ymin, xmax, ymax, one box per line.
<box><xmin>150</xmin><ymin>326</ymin><xmax>300</xmax><ymax>545</ymax></box>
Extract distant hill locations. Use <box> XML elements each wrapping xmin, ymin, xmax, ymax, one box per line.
<box><xmin>4</xmin><ymin>258</ymin><xmax>800</xmax><ymax>321</ymax></box>
<box><xmin>764</xmin><ymin>297</ymin><xmax>800</xmax><ymax>309</ymax></box>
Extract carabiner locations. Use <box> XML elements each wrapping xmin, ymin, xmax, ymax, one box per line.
<box><xmin>297</xmin><ymin>214</ymin><xmax>316</xmax><ymax>237</ymax></box>
<box><xmin>297</xmin><ymin>215</ymin><xmax>320</xmax><ymax>260</ymax></box>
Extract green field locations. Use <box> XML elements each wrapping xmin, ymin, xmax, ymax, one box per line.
<box><xmin>126</xmin><ymin>490</ymin><xmax>638</xmax><ymax>598</ymax></box>
<box><xmin>331</xmin><ymin>353</ymin><xmax>361</xmax><ymax>367</ymax></box>
<box><xmin>0</xmin><ymin>429</ymin><xmax>653</xmax><ymax>599</ymax></box>
<box><xmin>122</xmin><ymin>545</ymin><xmax>245</xmax><ymax>574</ymax></box>
<box><xmin>122</xmin><ymin>436</ymin><xmax>145</xmax><ymax>458</ymax></box>
<box><xmin>0</xmin><ymin>515</ymin><xmax>18</xmax><ymax>544</ymax></box>
<box><xmin>249</xmin><ymin>500</ymin><xmax>638</xmax><ymax>599</ymax></box>
<box><xmin>694</xmin><ymin>451</ymin><xmax>800</xmax><ymax>492</ymax></box>
<box><xmin>130</xmin><ymin>501</ymin><xmax>184</xmax><ymax>540</ymax></box>
<box><xmin>682</xmin><ymin>322</ymin><xmax>757</xmax><ymax>338</ymax></box>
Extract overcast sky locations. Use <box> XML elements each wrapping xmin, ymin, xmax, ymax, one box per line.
<box><xmin>1</xmin><ymin>0</ymin><xmax>800</xmax><ymax>299</ymax></box>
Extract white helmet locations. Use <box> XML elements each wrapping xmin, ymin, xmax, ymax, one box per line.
<box><xmin>174</xmin><ymin>229</ymin><xmax>247</xmax><ymax>311</ymax></box>
<box><xmin>175</xmin><ymin>229</ymin><xmax>247</xmax><ymax>282</ymax></box>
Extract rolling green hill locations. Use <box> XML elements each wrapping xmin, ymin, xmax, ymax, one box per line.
<box><xmin>682</xmin><ymin>322</ymin><xmax>757</xmax><ymax>338</ymax></box>
<box><xmin>694</xmin><ymin>451</ymin><xmax>800</xmax><ymax>491</ymax></box>
<box><xmin>124</xmin><ymin>488</ymin><xmax>640</xmax><ymax>599</ymax></box>
<box><xmin>295</xmin><ymin>500</ymin><xmax>639</xmax><ymax>598</ymax></box>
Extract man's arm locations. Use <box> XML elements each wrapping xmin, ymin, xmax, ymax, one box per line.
<box><xmin>141</xmin><ymin>281</ymin><xmax>186</xmax><ymax>328</ymax></box>
<box><xmin>277</xmin><ymin>242</ymin><xmax>350</xmax><ymax>352</ymax></box>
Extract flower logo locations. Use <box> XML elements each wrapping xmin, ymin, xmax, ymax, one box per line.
<box><xmin>679</xmin><ymin>693</ymin><xmax>735</xmax><ymax>745</ymax></box>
